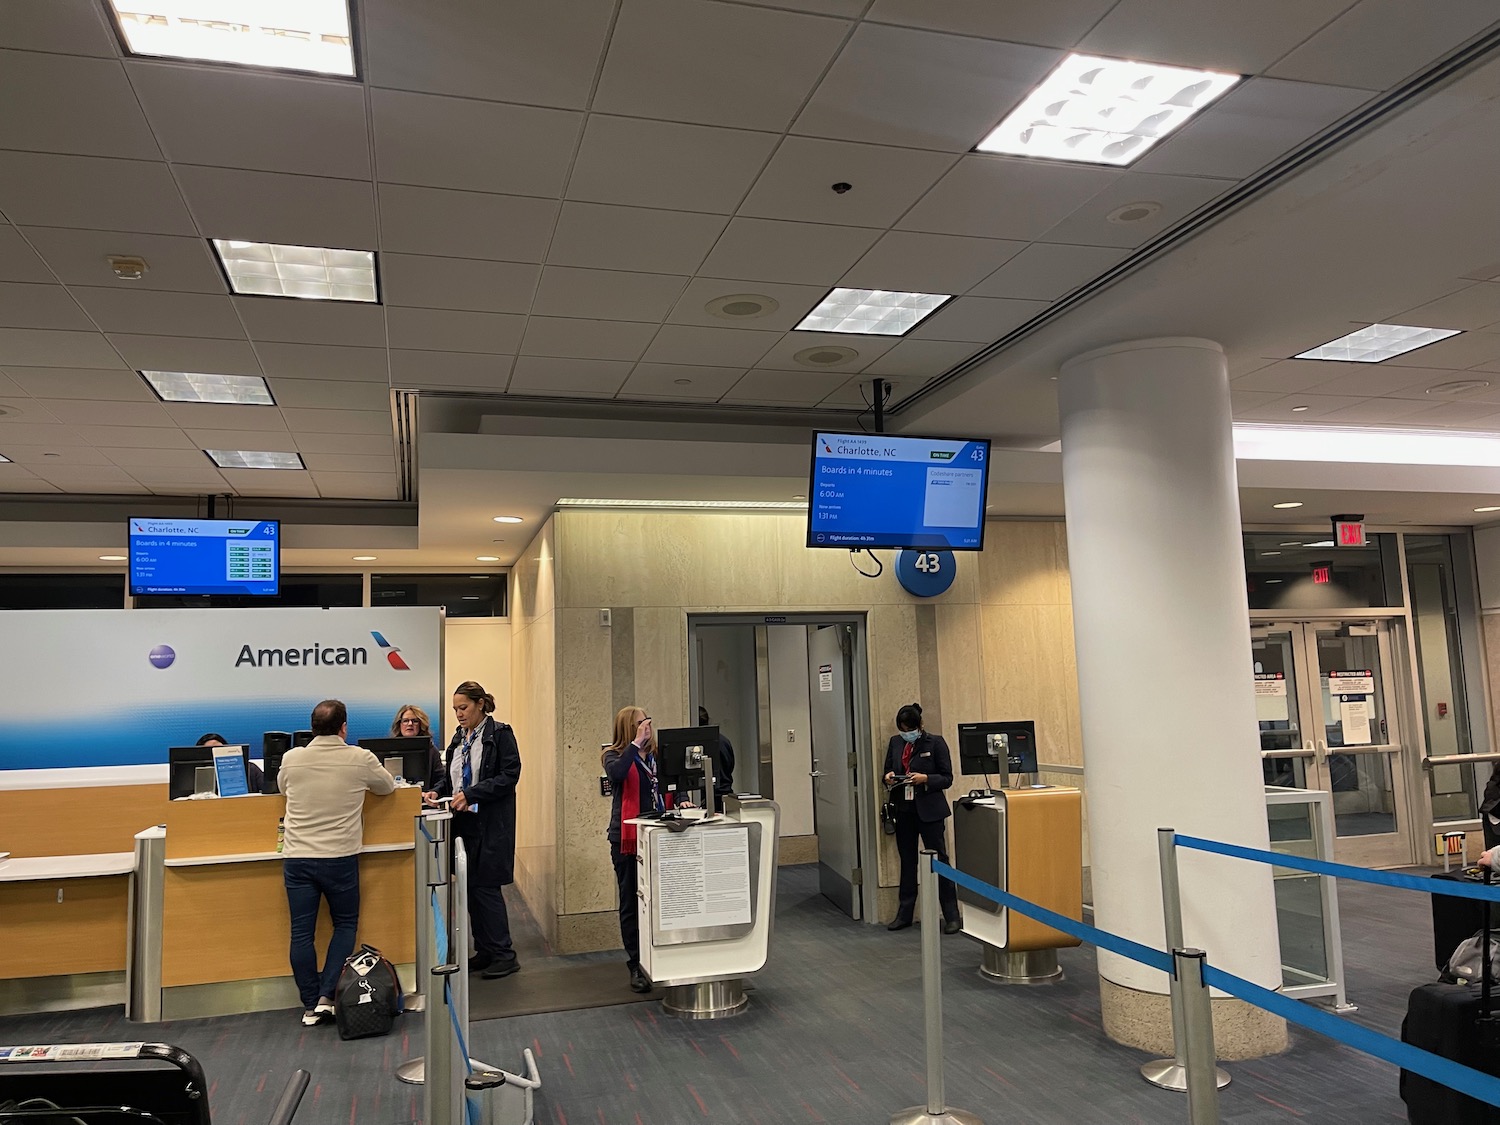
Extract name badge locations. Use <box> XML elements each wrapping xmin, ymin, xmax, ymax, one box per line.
<box><xmin>904</xmin><ymin>784</ymin><xmax>914</xmax><ymax>801</ymax></box>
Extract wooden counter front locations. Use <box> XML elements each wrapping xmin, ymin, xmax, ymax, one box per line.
<box><xmin>1006</xmin><ymin>787</ymin><xmax>1084</xmax><ymax>952</ymax></box>
<box><xmin>1</xmin><ymin>874</ymin><xmax>129</xmax><ymax>979</ymax></box>
<box><xmin>0</xmin><ymin>784</ymin><xmax>170</xmax><ymax>859</ymax></box>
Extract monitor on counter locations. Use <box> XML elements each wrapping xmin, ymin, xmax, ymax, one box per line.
<box><xmin>956</xmin><ymin>720</ymin><xmax>1038</xmax><ymax>780</ymax></box>
<box><xmin>168</xmin><ymin>744</ymin><xmax>252</xmax><ymax>800</ymax></box>
<box><xmin>656</xmin><ymin>725</ymin><xmax>723</xmax><ymax>805</ymax></box>
<box><xmin>358</xmin><ymin>737</ymin><xmax>433</xmax><ymax>787</ymax></box>
<box><xmin>128</xmin><ymin>517</ymin><xmax>280</xmax><ymax>597</ymax></box>
<box><xmin>806</xmin><ymin>432</ymin><xmax>990</xmax><ymax>551</ymax></box>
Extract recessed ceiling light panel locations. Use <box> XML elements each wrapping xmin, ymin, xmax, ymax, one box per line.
<box><xmin>212</xmin><ymin>239</ymin><xmax>377</xmax><ymax>302</ymax></box>
<box><xmin>1475</xmin><ymin>506</ymin><xmax>1500</xmax><ymax>513</ymax></box>
<box><xmin>492</xmin><ymin>516</ymin><xmax>524</xmax><ymax>524</ymax></box>
<box><xmin>142</xmin><ymin>370</ymin><xmax>274</xmax><ymax>405</ymax></box>
<box><xmin>1235</xmin><ymin>423</ymin><xmax>1500</xmax><ymax>467</ymax></box>
<box><xmin>1294</xmin><ymin>324</ymin><xmax>1461</xmax><ymax>363</ymax></box>
<box><xmin>794</xmin><ymin>288</ymin><xmax>950</xmax><ymax>336</ymax></box>
<box><xmin>0</xmin><ymin>452</ymin><xmax>10</xmax><ymax>464</ymax></box>
<box><xmin>976</xmin><ymin>53</ymin><xmax>1240</xmax><ymax>166</ymax></box>
<box><xmin>1272</xmin><ymin>502</ymin><xmax>1303</xmax><ymax>509</ymax></box>
<box><xmin>108</xmin><ymin>0</ymin><xmax>355</xmax><ymax>76</ymax></box>
<box><xmin>205</xmin><ymin>449</ymin><xmax>305</xmax><ymax>470</ymax></box>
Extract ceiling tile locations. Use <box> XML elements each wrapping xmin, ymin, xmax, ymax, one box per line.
<box><xmin>820</xmin><ymin>372</ymin><xmax>934</xmax><ymax>407</ymax></box>
<box><xmin>532</xmin><ymin>267</ymin><xmax>688</xmax><ymax>322</ymax></box>
<box><xmin>299</xmin><ymin>452</ymin><xmax>395</xmax><ymax>474</ymax></box>
<box><xmin>380</xmin><ymin>254</ymin><xmax>540</xmax><ymax>314</ymax></box>
<box><xmin>107</xmin><ymin>334</ymin><xmax>261</xmax><ymax>376</ymax></box>
<box><xmin>0</xmin><ymin>153</ymin><xmax>194</xmax><ymax>233</ymax></box>
<box><xmin>1135</xmin><ymin>78</ymin><xmax>1373</xmax><ymax>180</ymax></box>
<box><xmin>163</xmin><ymin>402</ymin><xmax>286</xmax><ymax>431</ymax></box>
<box><xmin>1236</xmin><ymin>392</ymin><xmax>1368</xmax><ymax>420</ymax></box>
<box><xmin>1296</xmin><ymin>363</ymin><xmax>1442</xmax><ymax>397</ymax></box>
<box><xmin>898</xmin><ymin>156</ymin><xmax>1117</xmax><ymax>240</ymax></box>
<box><xmin>593</xmin><ymin>0</ymin><xmax>849</xmax><ymax>131</ymax></box>
<box><xmin>641</xmin><ymin>324</ymin><xmax>782</xmax><ymax>367</ymax></box>
<box><xmin>720</xmin><ymin>368</ymin><xmax>849</xmax><ymax>405</ymax></box>
<box><xmin>567</xmin><ymin>115</ymin><xmax>779</xmax><ymax>214</ymax></box>
<box><xmin>70</xmin><ymin>424</ymin><xmax>195</xmax><ymax>449</ymax></box>
<box><xmin>1233</xmin><ymin>360</ymin><xmax>1345</xmax><ymax>394</ymax></box>
<box><xmin>30</xmin><ymin>464</ymin><xmax>151</xmax><ymax>488</ymax></box>
<box><xmin>0</xmin><ymin>328</ymin><xmax>123</xmax><ymax>368</ymax></box>
<box><xmin>740</xmin><ymin>137</ymin><xmax>958</xmax><ymax>227</ymax></box>
<box><xmin>311</xmin><ymin>471</ymin><xmax>400</xmax><ymax>500</ymax></box>
<box><xmin>0</xmin><ymin>399</ymin><xmax>59</xmax><ymax>424</ymax></box>
<box><xmin>34</xmin><ymin>398</ymin><xmax>175</xmax><ymax>427</ymax></box>
<box><xmin>864</xmin><ymin>339</ymin><xmax>979</xmax><ymax>377</ymax></box>
<box><xmin>666</xmin><ymin>278</ymin><xmax>829</xmax><ymax>331</ymax></box>
<box><xmin>215</xmin><ymin>468</ymin><xmax>322</xmax><ymax>498</ymax></box>
<box><xmin>290</xmin><ymin>431</ymin><xmax>396</xmax><ymax>456</ymax></box>
<box><xmin>0</xmin><ymin>0</ymin><xmax>119</xmax><ymax>56</ymax></box>
<box><xmin>864</xmin><ymin>0</ymin><xmax>1118</xmax><ymax>48</ymax></box>
<box><xmin>699</xmin><ymin>218</ymin><xmax>882</xmax><ymax>285</ymax></box>
<box><xmin>1228</xmin><ymin>388</ymin><xmax>1288</xmax><ymax>412</ymax></box>
<box><xmin>362</xmin><ymin>0</ymin><xmax>615</xmax><ymax>109</ymax></box>
<box><xmin>1268</xmin><ymin>0</ymin><xmax>1500</xmax><ymax>91</ymax></box>
<box><xmin>68</xmin><ymin>287</ymin><xmax>246</xmax><ymax>339</ymax></box>
<box><xmin>0</xmin><ymin>370</ymin><xmax>28</xmax><ymax>398</ymax></box>
<box><xmin>732</xmin><ymin>0</ymin><xmax>866</xmax><ymax>14</ymax></box>
<box><xmin>518</xmin><ymin>317</ymin><xmax>658</xmax><ymax>361</ymax></box>
<box><xmin>233</xmin><ymin>298</ymin><xmax>387</xmax><ymax>347</ymax></box>
<box><xmin>388</xmin><ymin>349</ymin><xmax>512</xmax><ymax>391</ymax></box>
<box><xmin>907</xmin><ymin>296</ymin><xmax>1048</xmax><ymax>342</ymax></box>
<box><xmin>175</xmin><ymin>166</ymin><xmax>376</xmax><ymax>248</ymax></box>
<box><xmin>103</xmin><ymin>446</ymin><xmax>228</xmax><ymax>469</ymax></box>
<box><xmin>279</xmin><ymin>409</ymin><xmax>392</xmax><ymax>435</ymax></box>
<box><xmin>1399</xmin><ymin>400</ymin><xmax>1500</xmax><ymax>428</ymax></box>
<box><xmin>1039</xmin><ymin>172</ymin><xmax>1234</xmax><ymax>248</ymax></box>
<box><xmin>1</xmin><ymin>444</ymin><xmax>113</xmax><ymax>466</ymax></box>
<box><xmin>548</xmin><ymin>203</ymin><xmax>728</xmax><ymax>275</ymax></box>
<box><xmin>128</xmin><ymin>464</ymin><xmax>228</xmax><ymax>491</ymax></box>
<box><xmin>0</xmin><ymin>420</ymin><xmax>82</xmax><ymax>446</ymax></box>
<box><xmin>970</xmin><ymin>242</ymin><xmax>1129</xmax><ymax>300</ymax></box>
<box><xmin>127</xmin><ymin>63</ymin><xmax>371</xmax><ymax>179</ymax></box>
<box><xmin>1078</xmin><ymin>0</ymin><xmax>1358</xmax><ymax>74</ymax></box>
<box><xmin>268</xmin><ymin>378</ymin><xmax>392</xmax><ymax>411</ymax></box>
<box><xmin>1309</xmin><ymin>396</ymin><xmax>1435</xmax><ymax>424</ymax></box>
<box><xmin>255</xmin><ymin>342</ymin><xmax>386</xmax><ymax>382</ymax></box>
<box><xmin>842</xmin><ymin>231</ymin><xmax>1025</xmax><ymax>294</ymax></box>
<box><xmin>0</xmin><ymin>475</ymin><xmax>60</xmax><ymax>493</ymax></box>
<box><xmin>1391</xmin><ymin>331</ymin><xmax>1500</xmax><ymax>371</ymax></box>
<box><xmin>0</xmin><ymin>226</ymin><xmax>53</xmax><ymax>283</ymax></box>
<box><xmin>508</xmin><ymin>356</ymin><xmax>634</xmax><ymax>397</ymax></box>
<box><xmin>0</xmin><ymin>282</ymin><xmax>93</xmax><ymax>330</ymax></box>
<box><xmin>4</xmin><ymin>367</ymin><xmax>152</xmax><ymax>401</ymax></box>
<box><xmin>21</xmin><ymin>228</ymin><xmax>225</xmax><ymax>293</ymax></box>
<box><xmin>1397</xmin><ymin>283</ymin><xmax>1500</xmax><ymax>331</ymax></box>
<box><xmin>755</xmin><ymin>331</ymin><xmax>897</xmax><ymax>372</ymax></box>
<box><xmin>618</xmin><ymin>363</ymin><xmax>747</xmax><ymax>400</ymax></box>
<box><xmin>387</xmin><ymin>308</ymin><xmax>524</xmax><ymax>354</ymax></box>
<box><xmin>794</xmin><ymin>23</ymin><xmax>1058</xmax><ymax>152</ymax></box>
<box><xmin>0</xmin><ymin>50</ymin><xmax>158</xmax><ymax>158</ymax></box>
<box><xmin>372</xmin><ymin>88</ymin><xmax>580</xmax><ymax>197</ymax></box>
<box><xmin>378</xmin><ymin>185</ymin><xmax>557</xmax><ymax>262</ymax></box>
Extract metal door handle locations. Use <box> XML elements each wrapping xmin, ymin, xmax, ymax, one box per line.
<box><xmin>809</xmin><ymin>770</ymin><xmax>823</xmax><ymax>778</ymax></box>
<box><xmin>1315</xmin><ymin>740</ymin><xmax>1328</xmax><ymax>764</ymax></box>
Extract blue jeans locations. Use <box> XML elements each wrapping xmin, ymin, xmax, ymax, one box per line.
<box><xmin>283</xmin><ymin>855</ymin><xmax>360</xmax><ymax>1010</ymax></box>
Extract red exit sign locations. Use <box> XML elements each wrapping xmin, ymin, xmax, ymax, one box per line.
<box><xmin>1312</xmin><ymin>565</ymin><xmax>1332</xmax><ymax>584</ymax></box>
<box><xmin>1334</xmin><ymin>518</ymin><xmax>1366</xmax><ymax>547</ymax></box>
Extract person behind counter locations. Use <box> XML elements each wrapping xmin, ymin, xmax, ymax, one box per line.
<box><xmin>603</xmin><ymin>705</ymin><xmax>662</xmax><ymax>994</ymax></box>
<box><xmin>697</xmin><ymin>706</ymin><xmax>735</xmax><ymax>812</ymax></box>
<box><xmin>882</xmin><ymin>702</ymin><xmax>961</xmax><ymax>935</ymax></box>
<box><xmin>425</xmin><ymin>681</ymin><xmax>522</xmax><ymax>981</ymax></box>
<box><xmin>390</xmin><ymin>704</ymin><xmax>444</xmax><ymax>789</ymax></box>
<box><xmin>196</xmin><ymin>732</ymin><xmax>265</xmax><ymax>794</ymax></box>
<box><xmin>276</xmin><ymin>699</ymin><xmax>396</xmax><ymax>1027</ymax></box>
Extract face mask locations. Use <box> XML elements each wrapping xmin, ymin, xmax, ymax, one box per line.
<box><xmin>900</xmin><ymin>729</ymin><xmax>921</xmax><ymax>744</ymax></box>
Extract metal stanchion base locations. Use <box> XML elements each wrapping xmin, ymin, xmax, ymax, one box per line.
<box><xmin>889</xmin><ymin>1107</ymin><xmax>984</xmax><ymax>1125</ymax></box>
<box><xmin>978</xmin><ymin>945</ymin><xmax>1063</xmax><ymax>985</ymax></box>
<box><xmin>405</xmin><ymin>994</ymin><xmax>427</xmax><ymax>1014</ymax></box>
<box><xmin>394</xmin><ymin>1057</ymin><xmax>499</xmax><ymax>1086</ymax></box>
<box><xmin>1139</xmin><ymin>1059</ymin><xmax>1231</xmax><ymax>1091</ymax></box>
<box><xmin>661</xmin><ymin>979</ymin><xmax>748</xmax><ymax>1020</ymax></box>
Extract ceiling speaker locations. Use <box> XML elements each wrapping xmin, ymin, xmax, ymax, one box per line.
<box><xmin>793</xmin><ymin>345</ymin><xmax>858</xmax><ymax>367</ymax></box>
<box><xmin>706</xmin><ymin>293</ymin><xmax>779</xmax><ymax>320</ymax></box>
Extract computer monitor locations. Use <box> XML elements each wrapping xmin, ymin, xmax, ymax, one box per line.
<box><xmin>293</xmin><ymin>730</ymin><xmax>314</xmax><ymax>748</ymax></box>
<box><xmin>956</xmin><ymin>720</ymin><xmax>1038</xmax><ymax>783</ymax></box>
<box><xmin>656</xmin><ymin>725</ymin><xmax>722</xmax><ymax>807</ymax></box>
<box><xmin>358</xmin><ymin>737</ymin><xmax>433</xmax><ymax>787</ymax></box>
<box><xmin>262</xmin><ymin>731</ymin><xmax>292</xmax><ymax>793</ymax></box>
<box><xmin>168</xmin><ymin>744</ymin><xmax>250</xmax><ymax>800</ymax></box>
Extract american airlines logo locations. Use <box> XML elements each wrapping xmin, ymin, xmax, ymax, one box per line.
<box><xmin>231</xmin><ymin>631</ymin><xmax>411</xmax><ymax>670</ymax></box>
<box><xmin>371</xmin><ymin>631</ymin><xmax>410</xmax><ymax>671</ymax></box>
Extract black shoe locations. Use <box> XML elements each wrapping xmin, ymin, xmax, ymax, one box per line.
<box><xmin>467</xmin><ymin>953</ymin><xmax>492</xmax><ymax>973</ymax></box>
<box><xmin>942</xmin><ymin>916</ymin><xmax>963</xmax><ymax>935</ymax></box>
<box><xmin>480</xmin><ymin>957</ymin><xmax>520</xmax><ymax>980</ymax></box>
<box><xmin>628</xmin><ymin>963</ymin><xmax>652</xmax><ymax>994</ymax></box>
<box><xmin>887</xmin><ymin>915</ymin><xmax>914</xmax><ymax>931</ymax></box>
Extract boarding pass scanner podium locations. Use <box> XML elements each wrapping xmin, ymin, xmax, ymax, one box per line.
<box><xmin>952</xmin><ymin>785</ymin><xmax>1082</xmax><ymax>984</ymax></box>
<box><xmin>627</xmin><ymin>795</ymin><xmax>779</xmax><ymax>1019</ymax></box>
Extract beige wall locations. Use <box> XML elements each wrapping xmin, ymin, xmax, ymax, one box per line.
<box><xmin>511</xmin><ymin>509</ymin><xmax>1081</xmax><ymax>953</ymax></box>
<box><xmin>441</xmin><ymin>617</ymin><xmax>511</xmax><ymax>748</ymax></box>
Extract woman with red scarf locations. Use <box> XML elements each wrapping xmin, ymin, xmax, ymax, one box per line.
<box><xmin>882</xmin><ymin>702</ymin><xmax>961</xmax><ymax>934</ymax></box>
<box><xmin>603</xmin><ymin>705</ymin><xmax>663</xmax><ymax>993</ymax></box>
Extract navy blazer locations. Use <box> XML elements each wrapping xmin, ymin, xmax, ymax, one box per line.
<box><xmin>883</xmin><ymin>730</ymin><xmax>954</xmax><ymax>823</ymax></box>
<box><xmin>436</xmin><ymin>717</ymin><xmax>521</xmax><ymax>885</ymax></box>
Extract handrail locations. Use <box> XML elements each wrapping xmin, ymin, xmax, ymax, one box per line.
<box><xmin>1424</xmin><ymin>752</ymin><xmax>1500</xmax><ymax>769</ymax></box>
<box><xmin>1036</xmin><ymin>762</ymin><xmax>1084</xmax><ymax>775</ymax></box>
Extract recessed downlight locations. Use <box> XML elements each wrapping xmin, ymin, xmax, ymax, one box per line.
<box><xmin>705</xmin><ymin>293</ymin><xmax>780</xmax><ymax>320</ymax></box>
<box><xmin>476</xmin><ymin>555</ymin><xmax>500</xmax><ymax>562</ymax></box>
<box><xmin>99</xmin><ymin>554</ymin><xmax>127</xmax><ymax>561</ymax></box>
<box><xmin>1476</xmin><ymin>506</ymin><xmax>1500</xmax><ymax>513</ymax></box>
<box><xmin>1290</xmin><ymin>405</ymin><xmax>1310</xmax><ymax>412</ymax></box>
<box><xmin>793</xmin><ymin>345</ymin><xmax>859</xmax><ymax>368</ymax></box>
<box><xmin>1272</xmin><ymin>502</ymin><xmax>1303</xmax><ymax>509</ymax></box>
<box><xmin>492</xmin><ymin>515</ymin><xmax>524</xmax><ymax>524</ymax></box>
<box><xmin>352</xmin><ymin>555</ymin><xmax>377</xmax><ymax>561</ymax></box>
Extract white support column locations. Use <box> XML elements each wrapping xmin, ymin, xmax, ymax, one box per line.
<box><xmin>1058</xmin><ymin>338</ymin><xmax>1286</xmax><ymax>1058</ymax></box>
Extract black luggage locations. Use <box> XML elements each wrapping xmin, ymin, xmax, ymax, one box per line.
<box><xmin>1433</xmin><ymin>867</ymin><xmax>1500</xmax><ymax>973</ymax></box>
<box><xmin>1402</xmin><ymin>867</ymin><xmax>1500</xmax><ymax>1123</ymax></box>
<box><xmin>332</xmin><ymin>944</ymin><xmax>403</xmax><ymax>1041</ymax></box>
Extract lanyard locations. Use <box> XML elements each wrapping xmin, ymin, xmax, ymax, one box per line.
<box><xmin>639</xmin><ymin>752</ymin><xmax>664</xmax><ymax>812</ymax></box>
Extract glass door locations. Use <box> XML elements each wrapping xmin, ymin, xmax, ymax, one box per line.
<box><xmin>1253</xmin><ymin>619</ymin><xmax>1412</xmax><ymax>866</ymax></box>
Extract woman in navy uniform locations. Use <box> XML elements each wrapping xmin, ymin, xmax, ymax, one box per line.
<box><xmin>882</xmin><ymin>702</ymin><xmax>961</xmax><ymax>934</ymax></box>
<box><xmin>602</xmin><ymin>705</ymin><xmax>660</xmax><ymax>995</ymax></box>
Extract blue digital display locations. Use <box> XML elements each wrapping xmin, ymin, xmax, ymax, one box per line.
<box><xmin>129</xmin><ymin>518</ymin><xmax>280</xmax><ymax>596</ymax></box>
<box><xmin>807</xmin><ymin>432</ymin><xmax>991</xmax><ymax>551</ymax></box>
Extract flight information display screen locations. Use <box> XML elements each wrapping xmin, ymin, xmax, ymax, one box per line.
<box><xmin>807</xmin><ymin>432</ymin><xmax>990</xmax><ymax>550</ymax></box>
<box><xmin>128</xmin><ymin>518</ymin><xmax>280</xmax><ymax>596</ymax></box>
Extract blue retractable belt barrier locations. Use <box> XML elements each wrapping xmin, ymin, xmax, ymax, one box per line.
<box><xmin>430</xmin><ymin>888</ymin><xmax>481</xmax><ymax>1125</ymax></box>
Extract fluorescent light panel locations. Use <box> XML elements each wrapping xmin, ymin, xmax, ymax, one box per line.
<box><xmin>1294</xmin><ymin>324</ymin><xmax>1461</xmax><ymax>363</ymax></box>
<box><xmin>206</xmin><ymin>449</ymin><xmax>305</xmax><ymax>470</ymax></box>
<box><xmin>142</xmin><ymin>370</ymin><xmax>274</xmax><ymax>405</ymax></box>
<box><xmin>108</xmin><ymin>0</ymin><xmax>355</xmax><ymax>76</ymax></box>
<box><xmin>556</xmin><ymin>498</ymin><xmax>808</xmax><ymax>511</ymax></box>
<box><xmin>212</xmin><ymin>239</ymin><xmax>377</xmax><ymax>302</ymax></box>
<box><xmin>977</xmin><ymin>53</ymin><xmax>1240</xmax><ymax>166</ymax></box>
<box><xmin>0</xmin><ymin>452</ymin><xmax>10</xmax><ymax>463</ymax></box>
<box><xmin>795</xmin><ymin>289</ymin><xmax>951</xmax><ymax>336</ymax></box>
<box><xmin>1234</xmin><ymin>423</ymin><xmax>1500</xmax><ymax>467</ymax></box>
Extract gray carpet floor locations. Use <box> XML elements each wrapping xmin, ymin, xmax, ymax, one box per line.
<box><xmin>0</xmin><ymin>863</ymin><xmax>1447</xmax><ymax>1124</ymax></box>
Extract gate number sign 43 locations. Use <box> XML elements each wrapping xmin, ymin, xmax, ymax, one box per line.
<box><xmin>914</xmin><ymin>553</ymin><xmax>942</xmax><ymax>573</ymax></box>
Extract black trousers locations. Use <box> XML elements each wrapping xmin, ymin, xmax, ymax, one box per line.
<box><xmin>894</xmin><ymin>808</ymin><xmax>959</xmax><ymax>920</ymax></box>
<box><xmin>611</xmin><ymin>841</ymin><xmax>640</xmax><ymax>964</ymax></box>
<box><xmin>454</xmin><ymin>815</ymin><xmax>514</xmax><ymax>962</ymax></box>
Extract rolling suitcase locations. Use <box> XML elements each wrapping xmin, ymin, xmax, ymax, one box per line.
<box><xmin>1432</xmin><ymin>866</ymin><xmax>1500</xmax><ymax>974</ymax></box>
<box><xmin>1401</xmin><ymin>867</ymin><xmax>1500</xmax><ymax>1124</ymax></box>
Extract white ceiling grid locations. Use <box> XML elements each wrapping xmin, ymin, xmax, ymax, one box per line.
<box><xmin>0</xmin><ymin>0</ymin><xmax>1493</xmax><ymax>502</ymax></box>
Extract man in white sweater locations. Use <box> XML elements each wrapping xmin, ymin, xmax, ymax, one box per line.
<box><xmin>277</xmin><ymin>699</ymin><xmax>395</xmax><ymax>1026</ymax></box>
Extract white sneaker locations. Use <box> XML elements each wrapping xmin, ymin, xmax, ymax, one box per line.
<box><xmin>313</xmin><ymin>1001</ymin><xmax>336</xmax><ymax>1023</ymax></box>
<box><xmin>301</xmin><ymin>1010</ymin><xmax>320</xmax><ymax>1027</ymax></box>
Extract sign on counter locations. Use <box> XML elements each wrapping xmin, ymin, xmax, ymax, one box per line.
<box><xmin>656</xmin><ymin>826</ymin><xmax>753</xmax><ymax>932</ymax></box>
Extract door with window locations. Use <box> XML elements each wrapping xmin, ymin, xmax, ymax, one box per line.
<box><xmin>1252</xmin><ymin>619</ymin><xmax>1412</xmax><ymax>866</ymax></box>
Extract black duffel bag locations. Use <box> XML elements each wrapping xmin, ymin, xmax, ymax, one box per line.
<box><xmin>333</xmin><ymin>944</ymin><xmax>403</xmax><ymax>1040</ymax></box>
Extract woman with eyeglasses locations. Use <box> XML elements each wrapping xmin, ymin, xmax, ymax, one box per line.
<box><xmin>602</xmin><ymin>705</ymin><xmax>662</xmax><ymax>994</ymax></box>
<box><xmin>389</xmin><ymin>704</ymin><xmax>443</xmax><ymax>790</ymax></box>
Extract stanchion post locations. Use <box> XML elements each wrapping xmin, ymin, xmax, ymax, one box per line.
<box><xmin>398</xmin><ymin>811</ymin><xmax>451</xmax><ymax>1085</ymax></box>
<box><xmin>1176</xmin><ymin>948</ymin><xmax>1221</xmax><ymax>1125</ymax></box>
<box><xmin>452</xmin><ymin>838</ymin><xmax>472</xmax><ymax>1125</ymax></box>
